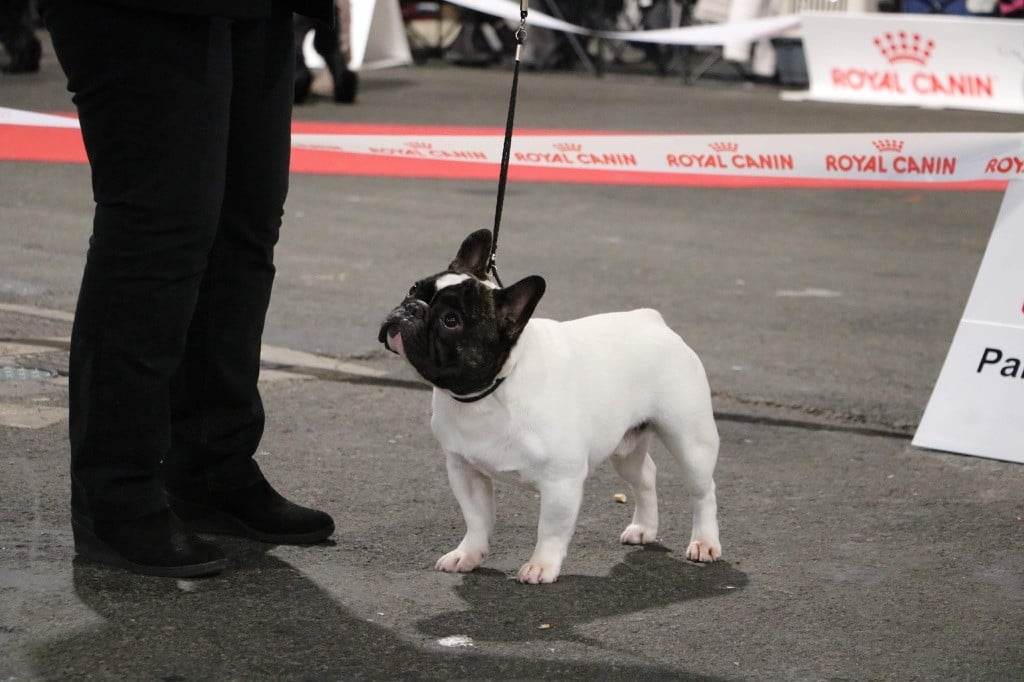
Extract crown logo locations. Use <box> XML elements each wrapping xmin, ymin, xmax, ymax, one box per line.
<box><xmin>873</xmin><ymin>31</ymin><xmax>935</xmax><ymax>66</ymax></box>
<box><xmin>554</xmin><ymin>143</ymin><xmax>582</xmax><ymax>152</ymax></box>
<box><xmin>709</xmin><ymin>141</ymin><xmax>738</xmax><ymax>153</ymax></box>
<box><xmin>405</xmin><ymin>141</ymin><xmax>433</xmax><ymax>149</ymax></box>
<box><xmin>872</xmin><ymin>138</ymin><xmax>904</xmax><ymax>153</ymax></box>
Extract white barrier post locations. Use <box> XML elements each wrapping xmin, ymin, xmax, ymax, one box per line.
<box><xmin>349</xmin><ymin>0</ymin><xmax>413</xmax><ymax>71</ymax></box>
<box><xmin>913</xmin><ymin>180</ymin><xmax>1024</xmax><ymax>463</ymax></box>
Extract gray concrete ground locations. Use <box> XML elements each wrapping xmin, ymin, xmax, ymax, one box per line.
<box><xmin>2</xmin><ymin>33</ymin><xmax>1023</xmax><ymax>681</ymax></box>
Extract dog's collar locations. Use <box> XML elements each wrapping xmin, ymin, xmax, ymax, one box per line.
<box><xmin>449</xmin><ymin>377</ymin><xmax>506</xmax><ymax>403</ymax></box>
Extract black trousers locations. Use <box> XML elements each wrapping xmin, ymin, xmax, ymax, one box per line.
<box><xmin>44</xmin><ymin>0</ymin><xmax>295</xmax><ymax>521</ymax></box>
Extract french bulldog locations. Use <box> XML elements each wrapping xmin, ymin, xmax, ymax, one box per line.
<box><xmin>378</xmin><ymin>229</ymin><xmax>722</xmax><ymax>584</ymax></box>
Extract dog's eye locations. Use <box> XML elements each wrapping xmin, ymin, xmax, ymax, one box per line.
<box><xmin>408</xmin><ymin>284</ymin><xmax>418</xmax><ymax>297</ymax></box>
<box><xmin>442</xmin><ymin>312</ymin><xmax>460</xmax><ymax>329</ymax></box>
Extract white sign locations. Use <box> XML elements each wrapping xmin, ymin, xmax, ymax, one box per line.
<box><xmin>790</xmin><ymin>12</ymin><xmax>1024</xmax><ymax>114</ymax></box>
<box><xmin>914</xmin><ymin>181</ymin><xmax>1024</xmax><ymax>464</ymax></box>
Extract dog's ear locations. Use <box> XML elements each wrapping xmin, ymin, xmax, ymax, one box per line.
<box><xmin>496</xmin><ymin>275</ymin><xmax>546</xmax><ymax>341</ymax></box>
<box><xmin>449</xmin><ymin>229</ymin><xmax>493</xmax><ymax>278</ymax></box>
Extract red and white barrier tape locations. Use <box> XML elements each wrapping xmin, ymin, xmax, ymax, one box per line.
<box><xmin>2</xmin><ymin>107</ymin><xmax>1021</xmax><ymax>188</ymax></box>
<box><xmin>290</xmin><ymin>130</ymin><xmax>1024</xmax><ymax>184</ymax></box>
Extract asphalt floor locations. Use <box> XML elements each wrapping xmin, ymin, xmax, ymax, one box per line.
<box><xmin>1</xmin><ymin>31</ymin><xmax>1023</xmax><ymax>681</ymax></box>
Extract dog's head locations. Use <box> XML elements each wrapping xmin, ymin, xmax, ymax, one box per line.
<box><xmin>378</xmin><ymin>229</ymin><xmax>546</xmax><ymax>397</ymax></box>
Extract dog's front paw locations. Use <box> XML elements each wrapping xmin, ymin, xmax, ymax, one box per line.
<box><xmin>620</xmin><ymin>523</ymin><xmax>658</xmax><ymax>545</ymax></box>
<box><xmin>516</xmin><ymin>559</ymin><xmax>561</xmax><ymax>584</ymax></box>
<box><xmin>685</xmin><ymin>539</ymin><xmax>722</xmax><ymax>563</ymax></box>
<box><xmin>435</xmin><ymin>548</ymin><xmax>487</xmax><ymax>573</ymax></box>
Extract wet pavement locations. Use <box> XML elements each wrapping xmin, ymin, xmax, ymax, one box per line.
<box><xmin>2</xmin><ymin>33</ymin><xmax>1023</xmax><ymax>681</ymax></box>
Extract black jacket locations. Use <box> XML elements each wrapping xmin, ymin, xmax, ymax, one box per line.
<box><xmin>80</xmin><ymin>1</ymin><xmax>334</xmax><ymax>22</ymax></box>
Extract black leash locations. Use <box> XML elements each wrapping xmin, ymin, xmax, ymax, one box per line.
<box><xmin>487</xmin><ymin>0</ymin><xmax>529</xmax><ymax>288</ymax></box>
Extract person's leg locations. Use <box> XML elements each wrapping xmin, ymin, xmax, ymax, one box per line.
<box><xmin>313</xmin><ymin>0</ymin><xmax>357</xmax><ymax>103</ymax></box>
<box><xmin>164</xmin><ymin>4</ymin><xmax>334</xmax><ymax>544</ymax></box>
<box><xmin>0</xmin><ymin>0</ymin><xmax>41</xmax><ymax>73</ymax></box>
<box><xmin>45</xmin><ymin>0</ymin><xmax>231</xmax><ymax>575</ymax></box>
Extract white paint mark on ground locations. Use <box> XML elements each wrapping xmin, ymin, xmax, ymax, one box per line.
<box><xmin>299</xmin><ymin>273</ymin><xmax>348</xmax><ymax>285</ymax></box>
<box><xmin>775</xmin><ymin>288</ymin><xmax>842</xmax><ymax>298</ymax></box>
<box><xmin>437</xmin><ymin>635</ymin><xmax>475</xmax><ymax>648</ymax></box>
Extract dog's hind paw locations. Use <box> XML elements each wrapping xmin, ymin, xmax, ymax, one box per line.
<box><xmin>435</xmin><ymin>548</ymin><xmax>486</xmax><ymax>573</ymax></box>
<box><xmin>620</xmin><ymin>523</ymin><xmax>658</xmax><ymax>545</ymax></box>
<box><xmin>685</xmin><ymin>540</ymin><xmax>721</xmax><ymax>563</ymax></box>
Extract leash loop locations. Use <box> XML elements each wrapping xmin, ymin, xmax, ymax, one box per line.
<box><xmin>487</xmin><ymin>0</ymin><xmax>529</xmax><ymax>289</ymax></box>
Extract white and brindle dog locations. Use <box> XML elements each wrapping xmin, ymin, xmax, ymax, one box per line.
<box><xmin>379</xmin><ymin>230</ymin><xmax>722</xmax><ymax>584</ymax></box>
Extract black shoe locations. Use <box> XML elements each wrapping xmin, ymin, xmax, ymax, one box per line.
<box><xmin>332</xmin><ymin>68</ymin><xmax>358</xmax><ymax>104</ymax></box>
<box><xmin>168</xmin><ymin>478</ymin><xmax>335</xmax><ymax>545</ymax></box>
<box><xmin>73</xmin><ymin>508</ymin><xmax>228</xmax><ymax>578</ymax></box>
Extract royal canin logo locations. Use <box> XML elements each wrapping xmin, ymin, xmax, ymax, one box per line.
<box><xmin>513</xmin><ymin>142</ymin><xmax>637</xmax><ymax>167</ymax></box>
<box><xmin>983</xmin><ymin>154</ymin><xmax>1024</xmax><ymax>175</ymax></box>
<box><xmin>873</xmin><ymin>32</ymin><xmax>935</xmax><ymax>66</ymax></box>
<box><xmin>872</xmin><ymin>139</ymin><xmax>904</xmax><ymax>153</ymax></box>
<box><xmin>665</xmin><ymin>142</ymin><xmax>793</xmax><ymax>172</ymax></box>
<box><xmin>825</xmin><ymin>139</ymin><xmax>956</xmax><ymax>176</ymax></box>
<box><xmin>831</xmin><ymin>30</ymin><xmax>993</xmax><ymax>100</ymax></box>
<box><xmin>368</xmin><ymin>140</ymin><xmax>487</xmax><ymax>160</ymax></box>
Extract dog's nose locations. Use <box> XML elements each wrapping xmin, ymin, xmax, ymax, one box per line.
<box><xmin>403</xmin><ymin>299</ymin><xmax>427</xmax><ymax>318</ymax></box>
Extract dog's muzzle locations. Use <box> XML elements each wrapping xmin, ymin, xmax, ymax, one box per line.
<box><xmin>378</xmin><ymin>299</ymin><xmax>428</xmax><ymax>354</ymax></box>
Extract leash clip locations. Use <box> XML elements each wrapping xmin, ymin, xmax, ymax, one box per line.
<box><xmin>515</xmin><ymin>2</ymin><xmax>528</xmax><ymax>58</ymax></box>
<box><xmin>487</xmin><ymin>255</ymin><xmax>503</xmax><ymax>287</ymax></box>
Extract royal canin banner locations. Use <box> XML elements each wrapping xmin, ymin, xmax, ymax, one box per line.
<box><xmin>791</xmin><ymin>13</ymin><xmax>1024</xmax><ymax>114</ymax></box>
<box><xmin>2</xmin><ymin>107</ymin><xmax>1021</xmax><ymax>190</ymax></box>
<box><xmin>288</xmin><ymin>130</ymin><xmax>1023</xmax><ymax>188</ymax></box>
